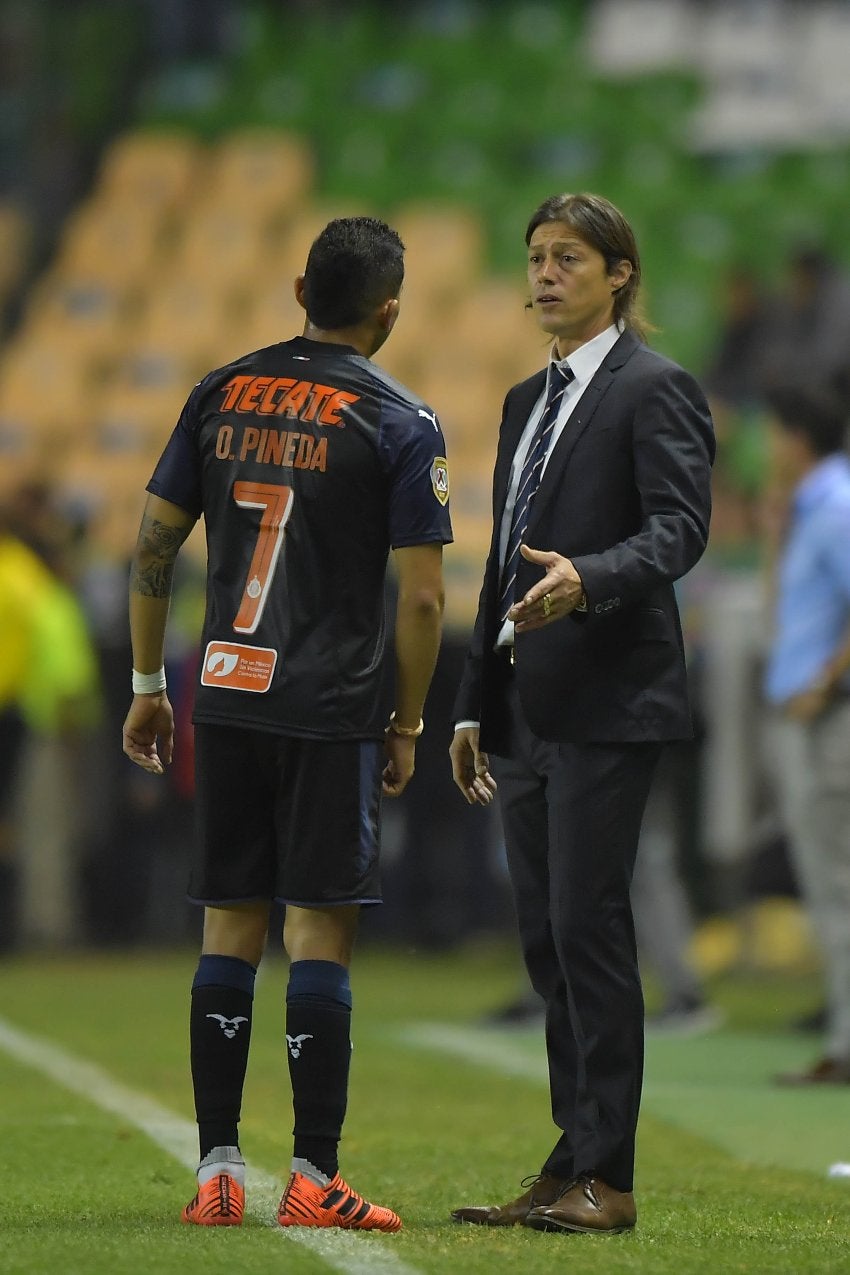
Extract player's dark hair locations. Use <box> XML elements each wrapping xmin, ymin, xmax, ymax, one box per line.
<box><xmin>764</xmin><ymin>382</ymin><xmax>848</xmax><ymax>457</ymax></box>
<box><xmin>525</xmin><ymin>192</ymin><xmax>652</xmax><ymax>340</ymax></box>
<box><xmin>303</xmin><ymin>217</ymin><xmax>405</xmax><ymax>330</ymax></box>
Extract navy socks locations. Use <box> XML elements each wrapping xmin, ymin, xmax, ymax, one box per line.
<box><xmin>285</xmin><ymin>960</ymin><xmax>352</xmax><ymax>1179</ymax></box>
<box><xmin>190</xmin><ymin>954</ymin><xmax>256</xmax><ymax>1159</ymax></box>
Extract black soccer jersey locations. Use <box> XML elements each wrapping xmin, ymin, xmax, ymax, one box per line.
<box><xmin>147</xmin><ymin>336</ymin><xmax>452</xmax><ymax>739</ymax></box>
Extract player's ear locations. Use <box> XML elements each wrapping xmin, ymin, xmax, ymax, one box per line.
<box><xmin>294</xmin><ymin>275</ymin><xmax>307</xmax><ymax>310</ymax></box>
<box><xmin>379</xmin><ymin>296</ymin><xmax>400</xmax><ymax>334</ymax></box>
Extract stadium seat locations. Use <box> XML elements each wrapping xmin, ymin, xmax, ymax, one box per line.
<box><xmin>22</xmin><ymin>272</ymin><xmax>133</xmax><ymax>363</ymax></box>
<box><xmin>93</xmin><ymin>382</ymin><xmax>188</xmax><ymax>454</ymax></box>
<box><xmin>0</xmin><ymin>334</ymin><xmax>97</xmax><ymax>446</ymax></box>
<box><xmin>392</xmin><ymin>203</ymin><xmax>485</xmax><ymax>303</ymax></box>
<box><xmin>428</xmin><ymin>280</ymin><xmax>544</xmax><ymax>383</ymax></box>
<box><xmin>417</xmin><ymin>369</ymin><xmax>507</xmax><ymax>449</ymax></box>
<box><xmin>132</xmin><ymin>273</ymin><xmax>234</xmax><ymax>361</ymax></box>
<box><xmin>239</xmin><ymin>277</ymin><xmax>306</xmax><ymax>352</ymax></box>
<box><xmin>211</xmin><ymin>129</ymin><xmax>314</xmax><ymax>217</ymax></box>
<box><xmin>175</xmin><ymin>201</ymin><xmax>273</xmax><ymax>289</ymax></box>
<box><xmin>51</xmin><ymin>194</ymin><xmax>168</xmax><ymax>289</ymax></box>
<box><xmin>96</xmin><ymin>130</ymin><xmax>203</xmax><ymax>212</ymax></box>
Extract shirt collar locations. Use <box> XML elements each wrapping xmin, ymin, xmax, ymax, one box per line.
<box><xmin>548</xmin><ymin>323</ymin><xmax>622</xmax><ymax>386</ymax></box>
<box><xmin>794</xmin><ymin>453</ymin><xmax>850</xmax><ymax>514</ymax></box>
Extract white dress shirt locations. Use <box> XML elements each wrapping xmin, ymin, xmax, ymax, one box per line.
<box><xmin>494</xmin><ymin>322</ymin><xmax>621</xmax><ymax>645</ymax></box>
<box><xmin>455</xmin><ymin>323</ymin><xmax>622</xmax><ymax>732</ymax></box>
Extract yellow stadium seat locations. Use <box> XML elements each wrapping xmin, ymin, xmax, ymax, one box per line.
<box><xmin>22</xmin><ymin>271</ymin><xmax>134</xmax><ymax>362</ymax></box>
<box><xmin>175</xmin><ymin>201</ymin><xmax>271</xmax><ymax>287</ymax></box>
<box><xmin>0</xmin><ymin>334</ymin><xmax>99</xmax><ymax>445</ymax></box>
<box><xmin>392</xmin><ymin>203</ymin><xmax>484</xmax><ymax>303</ymax></box>
<box><xmin>212</xmin><ymin>129</ymin><xmax>315</xmax><ymax>217</ymax></box>
<box><xmin>415</xmin><ymin>358</ymin><xmax>507</xmax><ymax>448</ymax></box>
<box><xmin>431</xmin><ymin>280</ymin><xmax>543</xmax><ymax>376</ymax></box>
<box><xmin>240</xmin><ymin>277</ymin><xmax>306</xmax><ymax>352</ymax></box>
<box><xmin>132</xmin><ymin>273</ymin><xmax>233</xmax><ymax>359</ymax></box>
<box><xmin>97</xmin><ymin>131</ymin><xmax>202</xmax><ymax>212</ymax></box>
<box><xmin>93</xmin><ymin>382</ymin><xmax>188</xmax><ymax>454</ymax></box>
<box><xmin>52</xmin><ymin>194</ymin><xmax>168</xmax><ymax>288</ymax></box>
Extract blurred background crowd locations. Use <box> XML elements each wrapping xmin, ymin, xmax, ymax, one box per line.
<box><xmin>1</xmin><ymin>0</ymin><xmax>849</xmax><ymax>1024</ymax></box>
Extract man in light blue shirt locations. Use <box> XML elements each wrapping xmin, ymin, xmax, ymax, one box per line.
<box><xmin>764</xmin><ymin>383</ymin><xmax>850</xmax><ymax>1084</ymax></box>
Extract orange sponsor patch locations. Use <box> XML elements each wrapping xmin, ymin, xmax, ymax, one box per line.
<box><xmin>201</xmin><ymin>641</ymin><xmax>277</xmax><ymax>693</ymax></box>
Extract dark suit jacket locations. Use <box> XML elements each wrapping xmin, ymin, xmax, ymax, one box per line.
<box><xmin>453</xmin><ymin>330</ymin><xmax>715</xmax><ymax>750</ymax></box>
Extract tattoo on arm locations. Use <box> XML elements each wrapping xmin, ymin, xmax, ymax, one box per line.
<box><xmin>131</xmin><ymin>515</ymin><xmax>191</xmax><ymax>598</ymax></box>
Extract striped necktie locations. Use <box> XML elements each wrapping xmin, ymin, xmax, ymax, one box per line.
<box><xmin>497</xmin><ymin>362</ymin><xmax>574</xmax><ymax>623</ymax></box>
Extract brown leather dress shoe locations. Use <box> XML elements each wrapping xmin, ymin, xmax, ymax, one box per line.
<box><xmin>774</xmin><ymin>1055</ymin><xmax>850</xmax><ymax>1085</ymax></box>
<box><xmin>451</xmin><ymin>1174</ymin><xmax>574</xmax><ymax>1227</ymax></box>
<box><xmin>525</xmin><ymin>1175</ymin><xmax>636</xmax><ymax>1234</ymax></box>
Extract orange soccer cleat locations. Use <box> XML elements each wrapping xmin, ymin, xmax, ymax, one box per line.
<box><xmin>181</xmin><ymin>1172</ymin><xmax>245</xmax><ymax>1226</ymax></box>
<box><xmin>277</xmin><ymin>1170</ymin><xmax>402</xmax><ymax>1232</ymax></box>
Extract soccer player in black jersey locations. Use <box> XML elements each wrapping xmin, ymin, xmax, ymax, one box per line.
<box><xmin>122</xmin><ymin>217</ymin><xmax>451</xmax><ymax>1232</ymax></box>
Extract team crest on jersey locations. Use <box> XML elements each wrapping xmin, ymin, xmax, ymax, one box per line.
<box><xmin>430</xmin><ymin>457</ymin><xmax>450</xmax><ymax>506</ymax></box>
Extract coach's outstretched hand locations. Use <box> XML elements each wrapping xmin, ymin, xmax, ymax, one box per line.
<box><xmin>123</xmin><ymin>692</ymin><xmax>175</xmax><ymax>775</ymax></box>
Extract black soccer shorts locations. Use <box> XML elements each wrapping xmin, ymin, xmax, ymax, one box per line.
<box><xmin>189</xmin><ymin>723</ymin><xmax>383</xmax><ymax>907</ymax></box>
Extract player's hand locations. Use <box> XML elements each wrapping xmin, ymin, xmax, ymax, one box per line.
<box><xmin>383</xmin><ymin>731</ymin><xmax>416</xmax><ymax>796</ymax></box>
<box><xmin>509</xmin><ymin>545</ymin><xmax>584</xmax><ymax>632</ymax></box>
<box><xmin>122</xmin><ymin>693</ymin><xmax>175</xmax><ymax>775</ymax></box>
<box><xmin>449</xmin><ymin>726</ymin><xmax>497</xmax><ymax>806</ymax></box>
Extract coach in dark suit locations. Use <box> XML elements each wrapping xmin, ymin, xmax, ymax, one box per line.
<box><xmin>449</xmin><ymin>193</ymin><xmax>714</xmax><ymax>1235</ymax></box>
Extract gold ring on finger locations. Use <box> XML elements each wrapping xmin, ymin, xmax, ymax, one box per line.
<box><xmin>542</xmin><ymin>592</ymin><xmax>552</xmax><ymax>618</ymax></box>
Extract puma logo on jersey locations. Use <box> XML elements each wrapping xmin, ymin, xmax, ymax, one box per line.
<box><xmin>418</xmin><ymin>408</ymin><xmax>439</xmax><ymax>432</ymax></box>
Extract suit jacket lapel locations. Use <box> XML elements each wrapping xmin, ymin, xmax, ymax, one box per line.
<box><xmin>526</xmin><ymin>331</ymin><xmax>639</xmax><ymax>536</ymax></box>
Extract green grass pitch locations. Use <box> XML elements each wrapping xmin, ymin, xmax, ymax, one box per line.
<box><xmin>0</xmin><ymin>943</ymin><xmax>849</xmax><ymax>1274</ymax></box>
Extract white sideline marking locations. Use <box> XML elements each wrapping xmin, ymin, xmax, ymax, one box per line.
<box><xmin>399</xmin><ymin>1022</ymin><xmax>549</xmax><ymax>1084</ymax></box>
<box><xmin>0</xmin><ymin>1015</ymin><xmax>420</xmax><ymax>1275</ymax></box>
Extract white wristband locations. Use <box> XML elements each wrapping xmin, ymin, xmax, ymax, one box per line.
<box><xmin>132</xmin><ymin>667</ymin><xmax>167</xmax><ymax>695</ymax></box>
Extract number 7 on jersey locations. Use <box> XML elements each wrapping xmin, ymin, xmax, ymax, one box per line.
<box><xmin>232</xmin><ymin>480</ymin><xmax>294</xmax><ymax>634</ymax></box>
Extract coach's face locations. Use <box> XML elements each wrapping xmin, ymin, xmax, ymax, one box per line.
<box><xmin>527</xmin><ymin>221</ymin><xmax>631</xmax><ymax>356</ymax></box>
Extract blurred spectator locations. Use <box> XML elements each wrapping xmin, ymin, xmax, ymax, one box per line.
<box><xmin>761</xmin><ymin>384</ymin><xmax>850</xmax><ymax>1086</ymax></box>
<box><xmin>700</xmin><ymin>269</ymin><xmax>772</xmax><ymax>554</ymax></box>
<box><xmin>703</xmin><ymin>266</ymin><xmax>772</xmax><ymax>415</ymax></box>
<box><xmin>0</xmin><ymin>483</ymin><xmax>101</xmax><ymax>949</ymax></box>
<box><xmin>0</xmin><ymin>520</ymin><xmax>54</xmax><ymax>950</ymax></box>
<box><xmin>761</xmin><ymin>246</ymin><xmax>850</xmax><ymax>409</ymax></box>
<box><xmin>634</xmin><ymin>737</ymin><xmax>722</xmax><ymax>1034</ymax></box>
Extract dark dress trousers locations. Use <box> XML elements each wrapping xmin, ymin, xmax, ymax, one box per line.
<box><xmin>454</xmin><ymin>330</ymin><xmax>714</xmax><ymax>1191</ymax></box>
